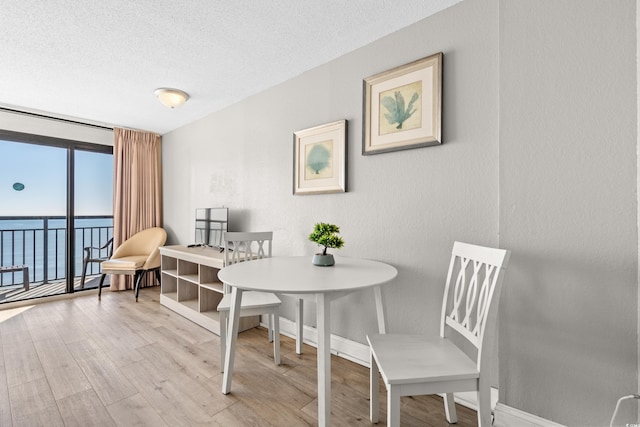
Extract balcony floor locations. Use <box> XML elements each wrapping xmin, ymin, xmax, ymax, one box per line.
<box><xmin>0</xmin><ymin>275</ymin><xmax>109</xmax><ymax>304</ymax></box>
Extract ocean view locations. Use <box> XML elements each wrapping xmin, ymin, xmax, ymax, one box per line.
<box><xmin>0</xmin><ymin>216</ymin><xmax>113</xmax><ymax>286</ymax></box>
<box><xmin>0</xmin><ymin>139</ymin><xmax>114</xmax><ymax>289</ymax></box>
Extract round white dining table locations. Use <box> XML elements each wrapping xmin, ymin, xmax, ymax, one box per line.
<box><xmin>218</xmin><ymin>255</ymin><xmax>398</xmax><ymax>427</ymax></box>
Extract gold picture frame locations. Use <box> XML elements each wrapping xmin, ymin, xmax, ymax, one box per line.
<box><xmin>362</xmin><ymin>52</ymin><xmax>442</xmax><ymax>155</ymax></box>
<box><xmin>293</xmin><ymin>120</ymin><xmax>347</xmax><ymax>195</ymax></box>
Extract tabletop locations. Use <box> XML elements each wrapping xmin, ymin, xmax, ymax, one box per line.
<box><xmin>217</xmin><ymin>255</ymin><xmax>398</xmax><ymax>294</ymax></box>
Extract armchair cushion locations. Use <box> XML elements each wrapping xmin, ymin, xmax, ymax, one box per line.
<box><xmin>101</xmin><ymin>255</ymin><xmax>148</xmax><ymax>273</ymax></box>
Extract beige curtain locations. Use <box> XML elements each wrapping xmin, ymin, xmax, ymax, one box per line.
<box><xmin>111</xmin><ymin>128</ymin><xmax>163</xmax><ymax>291</ymax></box>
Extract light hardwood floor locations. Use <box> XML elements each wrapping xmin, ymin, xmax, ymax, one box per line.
<box><xmin>0</xmin><ymin>286</ymin><xmax>478</xmax><ymax>426</ymax></box>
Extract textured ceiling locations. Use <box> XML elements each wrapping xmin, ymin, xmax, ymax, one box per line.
<box><xmin>1</xmin><ymin>0</ymin><xmax>461</xmax><ymax>134</ymax></box>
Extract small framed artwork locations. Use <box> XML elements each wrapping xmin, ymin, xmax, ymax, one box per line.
<box><xmin>362</xmin><ymin>52</ymin><xmax>442</xmax><ymax>155</ymax></box>
<box><xmin>293</xmin><ymin>120</ymin><xmax>347</xmax><ymax>195</ymax></box>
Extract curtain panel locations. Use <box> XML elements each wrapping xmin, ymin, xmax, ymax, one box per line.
<box><xmin>111</xmin><ymin>128</ymin><xmax>163</xmax><ymax>291</ymax></box>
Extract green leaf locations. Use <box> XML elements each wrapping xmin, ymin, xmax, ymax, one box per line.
<box><xmin>308</xmin><ymin>222</ymin><xmax>345</xmax><ymax>254</ymax></box>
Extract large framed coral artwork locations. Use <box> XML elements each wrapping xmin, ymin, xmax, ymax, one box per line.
<box><xmin>362</xmin><ymin>52</ymin><xmax>442</xmax><ymax>155</ymax></box>
<box><xmin>293</xmin><ymin>120</ymin><xmax>347</xmax><ymax>195</ymax></box>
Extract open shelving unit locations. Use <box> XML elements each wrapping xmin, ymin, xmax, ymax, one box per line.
<box><xmin>159</xmin><ymin>245</ymin><xmax>259</xmax><ymax>335</ymax></box>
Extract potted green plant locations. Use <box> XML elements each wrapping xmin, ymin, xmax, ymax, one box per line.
<box><xmin>308</xmin><ymin>222</ymin><xmax>345</xmax><ymax>266</ymax></box>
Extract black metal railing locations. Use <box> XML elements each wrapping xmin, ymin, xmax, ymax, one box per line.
<box><xmin>0</xmin><ymin>215</ymin><xmax>113</xmax><ymax>286</ymax></box>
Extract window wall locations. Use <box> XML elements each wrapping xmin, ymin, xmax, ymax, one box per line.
<box><xmin>0</xmin><ymin>129</ymin><xmax>113</xmax><ymax>302</ymax></box>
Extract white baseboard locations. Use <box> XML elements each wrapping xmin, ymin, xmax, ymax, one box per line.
<box><xmin>452</xmin><ymin>389</ymin><xmax>498</xmax><ymax>411</ymax></box>
<box><xmin>268</xmin><ymin>318</ymin><xmax>564</xmax><ymax>427</ymax></box>
<box><xmin>494</xmin><ymin>403</ymin><xmax>566</xmax><ymax>427</ymax></box>
<box><xmin>274</xmin><ymin>317</ymin><xmax>371</xmax><ymax>366</ymax></box>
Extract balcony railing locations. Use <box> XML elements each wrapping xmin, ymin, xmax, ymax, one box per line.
<box><xmin>0</xmin><ymin>216</ymin><xmax>114</xmax><ymax>286</ymax></box>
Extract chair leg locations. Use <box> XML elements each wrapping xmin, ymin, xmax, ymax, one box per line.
<box><xmin>477</xmin><ymin>379</ymin><xmax>492</xmax><ymax>427</ymax></box>
<box><xmin>370</xmin><ymin>349</ymin><xmax>380</xmax><ymax>423</ymax></box>
<box><xmin>219</xmin><ymin>310</ymin><xmax>227</xmax><ymax>373</ymax></box>
<box><xmin>267</xmin><ymin>312</ymin><xmax>273</xmax><ymax>343</ymax></box>
<box><xmin>80</xmin><ymin>259</ymin><xmax>89</xmax><ymax>289</ymax></box>
<box><xmin>133</xmin><ymin>271</ymin><xmax>144</xmax><ymax>302</ymax></box>
<box><xmin>296</xmin><ymin>298</ymin><xmax>304</xmax><ymax>354</ymax></box>
<box><xmin>97</xmin><ymin>274</ymin><xmax>106</xmax><ymax>301</ymax></box>
<box><xmin>444</xmin><ymin>392</ymin><xmax>458</xmax><ymax>424</ymax></box>
<box><xmin>22</xmin><ymin>266</ymin><xmax>29</xmax><ymax>291</ymax></box>
<box><xmin>272</xmin><ymin>311</ymin><xmax>280</xmax><ymax>365</ymax></box>
<box><xmin>387</xmin><ymin>385</ymin><xmax>400</xmax><ymax>427</ymax></box>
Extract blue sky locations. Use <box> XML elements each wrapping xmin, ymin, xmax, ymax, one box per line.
<box><xmin>0</xmin><ymin>140</ymin><xmax>112</xmax><ymax>216</ymax></box>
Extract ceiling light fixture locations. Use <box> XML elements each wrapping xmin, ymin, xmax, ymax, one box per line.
<box><xmin>154</xmin><ymin>88</ymin><xmax>190</xmax><ymax>109</ymax></box>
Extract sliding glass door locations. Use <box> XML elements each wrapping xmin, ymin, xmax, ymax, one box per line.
<box><xmin>0</xmin><ymin>131</ymin><xmax>113</xmax><ymax>302</ymax></box>
<box><xmin>0</xmin><ymin>140</ymin><xmax>67</xmax><ymax>296</ymax></box>
<box><xmin>74</xmin><ymin>149</ymin><xmax>113</xmax><ymax>291</ymax></box>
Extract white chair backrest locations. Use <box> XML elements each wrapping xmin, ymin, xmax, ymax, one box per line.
<box><xmin>223</xmin><ymin>231</ymin><xmax>273</xmax><ymax>266</ymax></box>
<box><xmin>440</xmin><ymin>241</ymin><xmax>511</xmax><ymax>368</ymax></box>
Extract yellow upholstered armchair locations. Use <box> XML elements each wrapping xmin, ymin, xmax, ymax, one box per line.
<box><xmin>97</xmin><ymin>227</ymin><xmax>167</xmax><ymax>301</ymax></box>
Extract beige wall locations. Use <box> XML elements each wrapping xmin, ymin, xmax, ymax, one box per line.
<box><xmin>162</xmin><ymin>0</ymin><xmax>638</xmax><ymax>425</ymax></box>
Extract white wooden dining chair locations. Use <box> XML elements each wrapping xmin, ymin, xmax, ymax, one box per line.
<box><xmin>217</xmin><ymin>231</ymin><xmax>282</xmax><ymax>370</ymax></box>
<box><xmin>367</xmin><ymin>241</ymin><xmax>511</xmax><ymax>427</ymax></box>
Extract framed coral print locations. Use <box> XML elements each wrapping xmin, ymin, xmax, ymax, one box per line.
<box><xmin>293</xmin><ymin>120</ymin><xmax>347</xmax><ymax>195</ymax></box>
<box><xmin>362</xmin><ymin>52</ymin><xmax>442</xmax><ymax>155</ymax></box>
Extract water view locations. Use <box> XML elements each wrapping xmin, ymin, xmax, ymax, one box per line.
<box><xmin>0</xmin><ymin>139</ymin><xmax>113</xmax><ymax>300</ymax></box>
<box><xmin>0</xmin><ymin>216</ymin><xmax>113</xmax><ymax>286</ymax></box>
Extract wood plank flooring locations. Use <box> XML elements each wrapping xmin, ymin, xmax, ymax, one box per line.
<box><xmin>0</xmin><ymin>286</ymin><xmax>479</xmax><ymax>426</ymax></box>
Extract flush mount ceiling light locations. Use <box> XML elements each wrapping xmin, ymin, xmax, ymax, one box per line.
<box><xmin>154</xmin><ymin>88</ymin><xmax>189</xmax><ymax>109</ymax></box>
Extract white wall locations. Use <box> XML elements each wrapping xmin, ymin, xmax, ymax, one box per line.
<box><xmin>637</xmin><ymin>0</ymin><xmax>640</xmax><ymax>419</ymax></box>
<box><xmin>163</xmin><ymin>0</ymin><xmax>499</xmax><ymax>341</ymax></box>
<box><xmin>162</xmin><ymin>0</ymin><xmax>638</xmax><ymax>425</ymax></box>
<box><xmin>499</xmin><ymin>1</ymin><xmax>638</xmax><ymax>425</ymax></box>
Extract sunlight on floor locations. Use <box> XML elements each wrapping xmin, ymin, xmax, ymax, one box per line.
<box><xmin>0</xmin><ymin>305</ymin><xmax>33</xmax><ymax>322</ymax></box>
